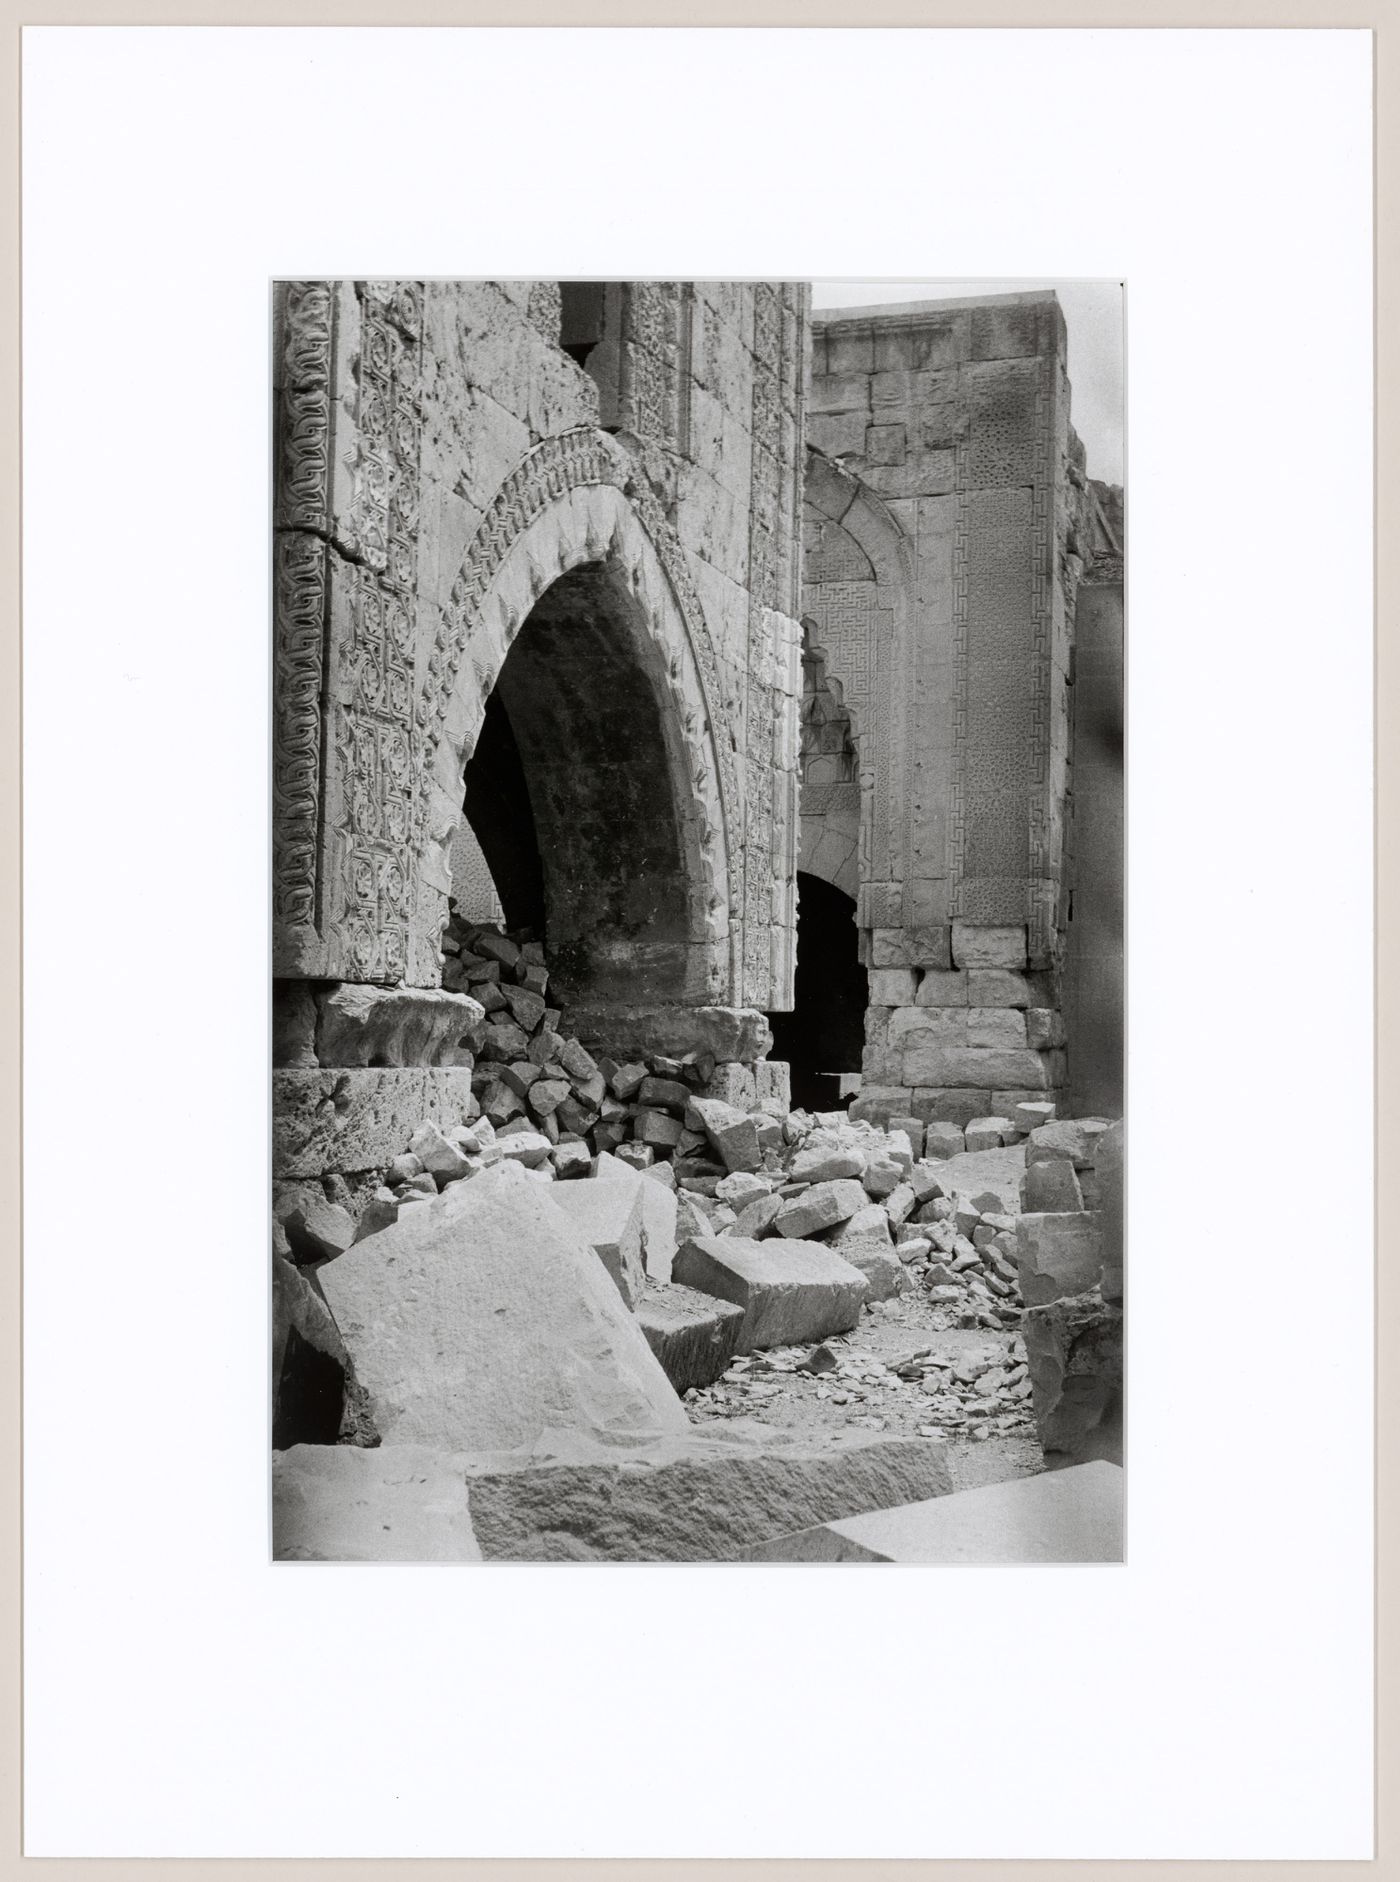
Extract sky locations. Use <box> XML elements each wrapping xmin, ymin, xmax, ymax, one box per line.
<box><xmin>811</xmin><ymin>279</ymin><xmax>1124</xmax><ymax>487</ymax></box>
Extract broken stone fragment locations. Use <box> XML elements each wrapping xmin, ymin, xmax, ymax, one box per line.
<box><xmin>526</xmin><ymin>1028</ymin><xmax>562</xmax><ymax>1067</ymax></box>
<box><xmin>882</xmin><ymin>1182</ymin><xmax>917</xmax><ymax>1227</ymax></box>
<box><xmin>483</xmin><ymin>1017</ymin><xmax>530</xmax><ymax>1061</ymax></box>
<box><xmin>556</xmin><ymin>1037</ymin><xmax>599</xmax><ymax>1083</ymax></box>
<box><xmin>613</xmin><ymin>1140</ymin><xmax>654</xmax><ymax>1170</ymax></box>
<box><xmin>610</xmin><ymin>1062</ymin><xmax>649</xmax><ymax>1100</ymax></box>
<box><xmin>592</xmin><ymin>1149</ymin><xmax>679</xmax><ymax>1283</ymax></box>
<box><xmin>471</xmin><ymin>930</ymin><xmax>522</xmax><ymax>970</ymax></box>
<box><xmin>1021</xmin><ymin>1156</ymin><xmax>1083</xmax><ymax>1211</ymax></box>
<box><xmin>409</xmin><ymin>1120</ymin><xmax>474</xmax><ymax>1188</ymax></box>
<box><xmin>671</xmin><ymin>1234</ymin><xmax>868</xmax><ymax>1353</ymax></box>
<box><xmin>388</xmin><ymin>1151</ymin><xmax>424</xmax><ymax>1185</ymax></box>
<box><xmin>500</xmin><ymin>985</ymin><xmax>546</xmax><ymax>1034</ymax></box>
<box><xmin>1021</xmin><ymin>1286</ymin><xmax>1123</xmax><ymax>1459</ymax></box>
<box><xmin>1015</xmin><ymin>1211</ymin><xmax>1104</xmax><ymax>1306</ymax></box>
<box><xmin>1025</xmin><ymin>1120</ymin><xmax>1100</xmax><ymax>1171</ymax></box>
<box><xmin>828</xmin><ymin>1202</ymin><xmax>894</xmax><ymax>1249</ymax></box>
<box><xmin>773</xmin><ymin>1177</ymin><xmax>869</xmax><ymax>1240</ymax></box>
<box><xmin>840</xmin><ymin>1244</ymin><xmax>907</xmax><ymax>1302</ymax></box>
<box><xmin>638</xmin><ymin>1074</ymin><xmax>690</xmax><ymax>1113</ymax></box>
<box><xmin>686</xmin><ymin>1097</ymin><xmax>761</xmax><ymax>1174</ymax></box>
<box><xmin>635</xmin><ymin>1108</ymin><xmax>684</xmax><ymax>1149</ymax></box>
<box><xmin>526</xmin><ymin>1076</ymin><xmax>570</xmax><ymax>1116</ymax></box>
<box><xmin>317</xmin><ymin>1160</ymin><xmax>686</xmax><ymax>1449</ymax></box>
<box><xmin>545</xmin><ymin>1177</ymin><xmax>646</xmax><ymax>1308</ymax></box>
<box><xmin>277</xmin><ymin>1191</ymin><xmax>356</xmax><ymax>1263</ymax></box>
<box><xmin>635</xmin><ymin>1285</ymin><xmax>746</xmax><ymax>1393</ymax></box>
<box><xmin>861</xmin><ymin>1153</ymin><xmax>904</xmax><ymax>1199</ymax></box>
<box><xmin>555</xmin><ymin>1097</ymin><xmax>598</xmax><ymax>1138</ymax></box>
<box><xmin>500</xmin><ymin>1061</ymin><xmax>541</xmax><ymax>1098</ymax></box>
<box><xmin>727</xmin><ymin>1191</ymin><xmax>785</xmax><ymax>1240</ymax></box>
<box><xmin>922</xmin><ymin>1122</ymin><xmax>965</xmax><ymax>1160</ymax></box>
<box><xmin>714</xmin><ymin>1170</ymin><xmax>773</xmax><ymax>1207</ymax></box>
<box><xmin>964</xmin><ymin>1115</ymin><xmax>1014</xmax><ymax>1152</ymax></box>
<box><xmin>790</xmin><ymin>1143</ymin><xmax>866</xmax><ymax>1184</ymax></box>
<box><xmin>551</xmin><ymin>1140</ymin><xmax>593</xmax><ymax>1180</ymax></box>
<box><xmin>354</xmin><ymin>1187</ymin><xmax>401</xmax><ymax>1242</ymax></box>
<box><xmin>496</xmin><ymin>1129</ymin><xmax>553</xmax><ymax>1169</ymax></box>
<box><xmin>907</xmin><ymin>1163</ymin><xmax>947</xmax><ymax>1205</ymax></box>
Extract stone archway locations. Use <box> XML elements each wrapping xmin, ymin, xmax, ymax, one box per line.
<box><xmin>410</xmin><ymin>431</ymin><xmax>740</xmax><ymax>1021</ymax></box>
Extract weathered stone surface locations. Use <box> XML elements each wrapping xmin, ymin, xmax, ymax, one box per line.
<box><xmin>951</xmin><ymin>922</ymin><xmax>1027</xmax><ymax>969</ymax></box>
<box><xmin>273</xmin><ymin>1445</ymin><xmax>482</xmax><ymax>1563</ymax></box>
<box><xmin>1015</xmin><ymin>1211</ymin><xmax>1104</xmax><ymax>1306</ymax></box>
<box><xmin>868</xmin><ymin>967</ymin><xmax>918</xmax><ymax>1006</ymax></box>
<box><xmin>570</xmin><ymin>1004</ymin><xmax>773</xmax><ymax>1063</ymax></box>
<box><xmin>462</xmin><ymin>1423</ymin><xmax>954</xmax><ymax>1561</ymax></box>
<box><xmin>837</xmin><ymin>1243</ymin><xmax>906</xmax><ymax>1302</ymax></box>
<box><xmin>742</xmin><ymin>1461</ymin><xmax>1123</xmax><ymax>1562</ymax></box>
<box><xmin>889</xmin><ymin>1115</ymin><xmax>924</xmax><ymax>1157</ymax></box>
<box><xmin>635</xmin><ymin>1284</ymin><xmax>745</xmax><ymax>1393</ymax></box>
<box><xmin>273</xmin><ymin>1068</ymin><xmax>479</xmax><ymax>1179</ymax></box>
<box><xmin>774</xmin><ymin>1177</ymin><xmax>869</xmax><ymax>1240</ymax></box>
<box><xmin>1025</xmin><ymin>1007</ymin><xmax>1066</xmax><ymax>1050</ymax></box>
<box><xmin>1014</xmin><ymin>1099</ymin><xmax>1057</xmax><ymax>1132</ymax></box>
<box><xmin>922</xmin><ymin>1121</ymin><xmax>966</xmax><ymax>1160</ymax></box>
<box><xmin>902</xmin><ymin>1042</ymin><xmax>1049</xmax><ymax>1090</ymax></box>
<box><xmin>1097</xmin><ymin>1118</ymin><xmax>1125</xmax><ymax>1280</ymax></box>
<box><xmin>754</xmin><ymin>1058</ymin><xmax>791</xmax><ymax>1117</ymax></box>
<box><xmin>273</xmin><ymin>981</ymin><xmax>319</xmax><ymax>1068</ymax></box>
<box><xmin>1026</xmin><ymin>1119</ymin><xmax>1100</xmax><ymax>1170</ymax></box>
<box><xmin>967</xmin><ymin>1009</ymin><xmax>1027</xmax><ymax>1049</ymax></box>
<box><xmin>964</xmin><ymin>1115</ymin><xmax>1014</xmax><ymax>1152</ymax></box>
<box><xmin>1022</xmin><ymin>1288</ymin><xmax>1123</xmax><ymax>1459</ymax></box>
<box><xmin>591</xmin><ymin>1150</ymin><xmax>680</xmax><ymax>1284</ymax></box>
<box><xmin>409</xmin><ymin>1119</ymin><xmax>473</xmax><ymax>1187</ymax></box>
<box><xmin>276</xmin><ymin>1190</ymin><xmax>355</xmax><ymax>1262</ymax></box>
<box><xmin>728</xmin><ymin>1191</ymin><xmax>784</xmax><ymax>1239</ymax></box>
<box><xmin>544</xmin><ymin>1177</ymin><xmax>646</xmax><ymax>1307</ymax></box>
<box><xmin>1021</xmin><ymin>1156</ymin><xmax>1084</xmax><ymax>1213</ymax></box>
<box><xmin>315</xmin><ymin>985</ymin><xmax>484</xmax><ymax>1068</ymax></box>
<box><xmin>672</xmin><ymin>1235</ymin><xmax>868</xmax><ymax>1351</ymax></box>
<box><xmin>967</xmin><ymin>969</ymin><xmax>1038</xmax><ymax>1009</ymax></box>
<box><xmin>687</xmin><ymin>1097</ymin><xmax>761</xmax><ymax>1173</ymax></box>
<box><xmin>914</xmin><ymin>970</ymin><xmax>969</xmax><ymax>1007</ymax></box>
<box><xmin>317</xmin><ymin>1160</ymin><xmax>688</xmax><ymax>1449</ymax></box>
<box><xmin>790</xmin><ymin>1144</ymin><xmax>865</xmax><ymax>1184</ymax></box>
<box><xmin>829</xmin><ymin>1202</ymin><xmax>894</xmax><ymax>1249</ymax></box>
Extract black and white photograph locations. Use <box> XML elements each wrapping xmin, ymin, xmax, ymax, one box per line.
<box><xmin>270</xmin><ymin>277</ymin><xmax>1125</xmax><ymax>1562</ymax></box>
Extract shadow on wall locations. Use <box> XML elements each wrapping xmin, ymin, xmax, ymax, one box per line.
<box><xmin>768</xmin><ymin>872</ymin><xmax>868</xmax><ymax>1113</ymax></box>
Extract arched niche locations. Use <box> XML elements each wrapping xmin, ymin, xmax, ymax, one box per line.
<box><xmin>411</xmin><ymin>453</ymin><xmax>738</xmax><ymax>1016</ymax></box>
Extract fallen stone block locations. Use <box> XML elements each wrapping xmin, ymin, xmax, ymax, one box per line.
<box><xmin>1022</xmin><ymin>1287</ymin><xmax>1124</xmax><ymax>1459</ymax></box>
<box><xmin>592</xmin><ymin>1150</ymin><xmax>679</xmax><ymax>1284</ymax></box>
<box><xmin>754</xmin><ymin>1058</ymin><xmax>791</xmax><ymax>1118</ymax></box>
<box><xmin>316</xmin><ymin>1160</ymin><xmax>688</xmax><ymax>1450</ymax></box>
<box><xmin>741</xmin><ymin>1460</ymin><xmax>1123</xmax><ymax>1563</ymax></box>
<box><xmin>1021</xmin><ymin>1156</ymin><xmax>1084</xmax><ymax>1213</ymax></box>
<box><xmin>861</xmin><ymin>1153</ymin><xmax>904</xmax><ymax>1199</ymax></box>
<box><xmin>838</xmin><ymin>1243</ymin><xmax>906</xmax><ymax>1303</ymax></box>
<box><xmin>314</xmin><ymin>985</ymin><xmax>485</xmax><ymax>1069</ymax></box>
<box><xmin>276</xmin><ymin>1190</ymin><xmax>355</xmax><ymax>1263</ymax></box>
<box><xmin>882</xmin><ymin>1182</ymin><xmax>917</xmax><ymax>1227</ymax></box>
<box><xmin>774</xmin><ymin>1177</ymin><xmax>869</xmax><ymax>1240</ymax></box>
<box><xmin>715</xmin><ymin>1170</ymin><xmax>773</xmax><ymax>1207</ymax></box>
<box><xmin>829</xmin><ymin>1202</ymin><xmax>894</xmax><ymax>1249</ymax></box>
<box><xmin>551</xmin><ymin>1140</ymin><xmax>593</xmax><ymax>1180</ymax></box>
<box><xmin>790</xmin><ymin>1141</ymin><xmax>867</xmax><ymax>1184</ymax></box>
<box><xmin>409</xmin><ymin>1119</ymin><xmax>475</xmax><ymax>1188</ymax></box>
<box><xmin>544</xmin><ymin>1177</ymin><xmax>646</xmax><ymax>1307</ymax></box>
<box><xmin>273</xmin><ymin>1444</ymin><xmax>482</xmax><ymax>1563</ymax></box>
<box><xmin>728</xmin><ymin>1191</ymin><xmax>784</xmax><ymax>1240</ymax></box>
<box><xmin>635</xmin><ymin>1285</ymin><xmax>745</xmax><ymax>1393</ymax></box>
<box><xmin>353</xmin><ymin>1187</ymin><xmax>401</xmax><ymax>1242</ymax></box>
<box><xmin>570</xmin><ymin>1004</ymin><xmax>772</xmax><ymax>1064</ymax></box>
<box><xmin>1015</xmin><ymin>1211</ymin><xmax>1104</xmax><ymax>1306</ymax></box>
<box><xmin>889</xmin><ymin>1115</ymin><xmax>925</xmax><ymax>1158</ymax></box>
<box><xmin>1014</xmin><ymin>1100</ymin><xmax>1057</xmax><ymax>1132</ymax></box>
<box><xmin>687</xmin><ymin>1097</ymin><xmax>761</xmax><ymax>1173</ymax></box>
<box><xmin>923</xmin><ymin>1122</ymin><xmax>965</xmax><ymax>1160</ymax></box>
<box><xmin>462</xmin><ymin>1423</ymin><xmax>953</xmax><ymax>1561</ymax></box>
<box><xmin>497</xmin><ymin>1129</ymin><xmax>553</xmax><ymax>1169</ymax></box>
<box><xmin>1026</xmin><ymin>1120</ymin><xmax>1100</xmax><ymax>1170</ymax></box>
<box><xmin>964</xmin><ymin>1115</ymin><xmax>1014</xmax><ymax>1152</ymax></box>
<box><xmin>672</xmin><ymin>1234</ymin><xmax>868</xmax><ymax>1352</ymax></box>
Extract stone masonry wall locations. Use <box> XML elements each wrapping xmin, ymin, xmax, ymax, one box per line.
<box><xmin>800</xmin><ymin>293</ymin><xmax>1093</xmax><ymax>1128</ymax></box>
<box><xmin>273</xmin><ymin>280</ymin><xmax>806</xmax><ymax>1010</ymax></box>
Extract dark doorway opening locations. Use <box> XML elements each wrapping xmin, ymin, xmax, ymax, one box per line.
<box><xmin>768</xmin><ymin>872</ymin><xmax>868</xmax><ymax>1113</ymax></box>
<box><xmin>452</xmin><ymin>558</ymin><xmax>702</xmax><ymax>1015</ymax></box>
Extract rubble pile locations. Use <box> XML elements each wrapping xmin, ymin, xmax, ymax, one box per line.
<box><xmin>687</xmin><ymin>1331</ymin><xmax>1037</xmax><ymax>1445</ymax></box>
<box><xmin>439</xmin><ymin>912</ymin><xmax>778</xmax><ymax>1168</ymax></box>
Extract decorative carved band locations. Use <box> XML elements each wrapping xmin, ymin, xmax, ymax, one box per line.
<box><xmin>273</xmin><ymin>531</ymin><xmax>328</xmax><ymax>933</ymax></box>
<box><xmin>275</xmin><ymin>282</ymin><xmax>335</xmax><ymax>533</ymax></box>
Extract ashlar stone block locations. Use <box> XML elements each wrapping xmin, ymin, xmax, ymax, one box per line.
<box><xmin>951</xmin><ymin>923</ymin><xmax>1028</xmax><ymax>970</ymax></box>
<box><xmin>671</xmin><ymin>1235</ymin><xmax>868</xmax><ymax>1353</ymax></box>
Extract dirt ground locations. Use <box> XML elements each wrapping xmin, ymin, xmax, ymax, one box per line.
<box><xmin>682</xmin><ymin>1139</ymin><xmax>1047</xmax><ymax>1494</ymax></box>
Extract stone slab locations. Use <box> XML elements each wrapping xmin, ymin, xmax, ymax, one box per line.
<box><xmin>567</xmin><ymin>1004</ymin><xmax>773</xmax><ymax>1062</ymax></box>
<box><xmin>741</xmin><ymin>1461</ymin><xmax>1123</xmax><ymax>1563</ymax></box>
<box><xmin>461</xmin><ymin>1422</ymin><xmax>955</xmax><ymax>1561</ymax></box>
<box><xmin>671</xmin><ymin>1234</ymin><xmax>868</xmax><ymax>1352</ymax></box>
<box><xmin>543</xmin><ymin>1177</ymin><xmax>646</xmax><ymax>1307</ymax></box>
<box><xmin>635</xmin><ymin>1284</ymin><xmax>745</xmax><ymax>1393</ymax></box>
<box><xmin>316</xmin><ymin>1160</ymin><xmax>688</xmax><ymax>1449</ymax></box>
<box><xmin>273</xmin><ymin>1067</ymin><xmax>479</xmax><ymax>1179</ymax></box>
<box><xmin>273</xmin><ymin>1443</ymin><xmax>482</xmax><ymax>1562</ymax></box>
<box><xmin>774</xmin><ymin>1177</ymin><xmax>869</xmax><ymax>1239</ymax></box>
